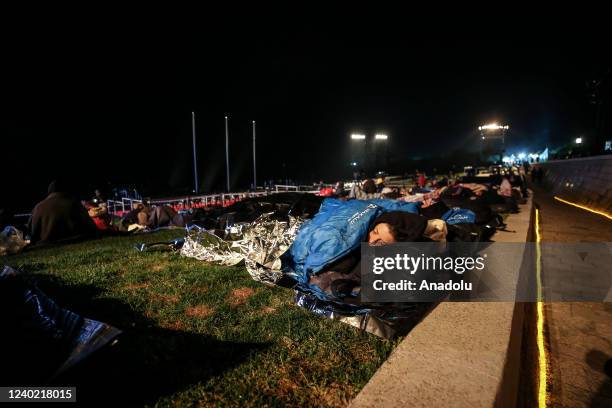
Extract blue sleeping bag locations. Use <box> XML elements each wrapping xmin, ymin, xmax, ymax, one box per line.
<box><xmin>282</xmin><ymin>198</ymin><xmax>421</xmax><ymax>284</ymax></box>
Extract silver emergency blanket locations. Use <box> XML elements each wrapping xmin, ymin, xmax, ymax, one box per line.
<box><xmin>180</xmin><ymin>214</ymin><xmax>304</xmax><ymax>284</ymax></box>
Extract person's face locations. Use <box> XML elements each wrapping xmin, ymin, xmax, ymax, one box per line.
<box><xmin>368</xmin><ymin>223</ymin><xmax>396</xmax><ymax>246</ymax></box>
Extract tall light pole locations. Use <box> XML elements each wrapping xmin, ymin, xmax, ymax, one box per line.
<box><xmin>225</xmin><ymin>115</ymin><xmax>229</xmax><ymax>193</ymax></box>
<box><xmin>191</xmin><ymin>112</ymin><xmax>199</xmax><ymax>193</ymax></box>
<box><xmin>351</xmin><ymin>133</ymin><xmax>366</xmax><ymax>173</ymax></box>
<box><xmin>252</xmin><ymin>120</ymin><xmax>257</xmax><ymax>190</ymax></box>
<box><xmin>375</xmin><ymin>134</ymin><xmax>388</xmax><ymax>171</ymax></box>
<box><xmin>225</xmin><ymin>116</ymin><xmax>229</xmax><ymax>193</ymax></box>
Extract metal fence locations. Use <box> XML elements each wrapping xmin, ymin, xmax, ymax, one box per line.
<box><xmin>15</xmin><ymin>185</ymin><xmax>330</xmax><ymax>218</ymax></box>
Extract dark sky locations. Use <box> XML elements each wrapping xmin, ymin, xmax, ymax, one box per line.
<box><xmin>2</xmin><ymin>17</ymin><xmax>610</xmax><ymax>210</ymax></box>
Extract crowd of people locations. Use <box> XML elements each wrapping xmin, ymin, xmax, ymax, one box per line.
<box><xmin>323</xmin><ymin>166</ymin><xmax>530</xmax><ymax>217</ymax></box>
<box><xmin>1</xmin><ymin>181</ymin><xmax>188</xmax><ymax>249</ymax></box>
<box><xmin>0</xmin><ymin>163</ymin><xmax>537</xmax><ymax>370</ymax></box>
<box><xmin>0</xmin><ymin>163</ymin><xmax>536</xmax><ymax>253</ymax></box>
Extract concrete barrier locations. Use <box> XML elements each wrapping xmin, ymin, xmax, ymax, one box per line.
<box><xmin>350</xmin><ymin>195</ymin><xmax>534</xmax><ymax>408</ymax></box>
<box><xmin>539</xmin><ymin>155</ymin><xmax>612</xmax><ymax>214</ymax></box>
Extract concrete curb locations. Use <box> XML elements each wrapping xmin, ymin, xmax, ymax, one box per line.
<box><xmin>350</xmin><ymin>194</ymin><xmax>534</xmax><ymax>408</ymax></box>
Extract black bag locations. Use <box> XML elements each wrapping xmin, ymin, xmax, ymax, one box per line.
<box><xmin>419</xmin><ymin>201</ymin><xmax>450</xmax><ymax>220</ymax></box>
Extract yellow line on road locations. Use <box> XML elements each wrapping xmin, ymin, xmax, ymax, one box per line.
<box><xmin>535</xmin><ymin>208</ymin><xmax>547</xmax><ymax>408</ymax></box>
<box><xmin>553</xmin><ymin>196</ymin><xmax>612</xmax><ymax>220</ymax></box>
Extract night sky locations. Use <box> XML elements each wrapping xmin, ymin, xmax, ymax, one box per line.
<box><xmin>2</xmin><ymin>17</ymin><xmax>610</xmax><ymax>211</ymax></box>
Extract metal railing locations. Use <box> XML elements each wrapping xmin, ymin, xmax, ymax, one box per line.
<box><xmin>106</xmin><ymin>197</ymin><xmax>143</xmax><ymax>215</ymax></box>
<box><xmin>275</xmin><ymin>184</ymin><xmax>332</xmax><ymax>193</ymax></box>
<box><xmin>16</xmin><ymin>184</ymin><xmax>330</xmax><ymax>218</ymax></box>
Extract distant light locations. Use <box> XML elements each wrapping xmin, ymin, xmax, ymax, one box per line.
<box><xmin>502</xmin><ymin>156</ymin><xmax>511</xmax><ymax>163</ymax></box>
<box><xmin>575</xmin><ymin>137</ymin><xmax>583</xmax><ymax>144</ymax></box>
<box><xmin>479</xmin><ymin>123</ymin><xmax>509</xmax><ymax>131</ymax></box>
<box><xmin>375</xmin><ymin>134</ymin><xmax>388</xmax><ymax>140</ymax></box>
<box><xmin>481</xmin><ymin>136</ymin><xmax>485</xmax><ymax>140</ymax></box>
<box><xmin>518</xmin><ymin>152</ymin><xmax>526</xmax><ymax>160</ymax></box>
<box><xmin>351</xmin><ymin>162</ymin><xmax>358</xmax><ymax>166</ymax></box>
<box><xmin>351</xmin><ymin>134</ymin><xmax>366</xmax><ymax>140</ymax></box>
<box><xmin>480</xmin><ymin>123</ymin><xmax>499</xmax><ymax>130</ymax></box>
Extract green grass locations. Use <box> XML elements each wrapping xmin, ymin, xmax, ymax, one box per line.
<box><xmin>2</xmin><ymin>231</ymin><xmax>397</xmax><ymax>407</ymax></box>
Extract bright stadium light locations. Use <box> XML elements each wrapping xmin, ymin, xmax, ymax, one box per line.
<box><xmin>575</xmin><ymin>137</ymin><xmax>583</xmax><ymax>144</ymax></box>
<box><xmin>518</xmin><ymin>152</ymin><xmax>526</xmax><ymax>160</ymax></box>
<box><xmin>375</xmin><ymin>134</ymin><xmax>388</xmax><ymax>140</ymax></box>
<box><xmin>351</xmin><ymin>134</ymin><xmax>366</xmax><ymax>140</ymax></box>
<box><xmin>481</xmin><ymin>123</ymin><xmax>499</xmax><ymax>130</ymax></box>
<box><xmin>502</xmin><ymin>156</ymin><xmax>511</xmax><ymax>163</ymax></box>
<box><xmin>479</xmin><ymin>123</ymin><xmax>509</xmax><ymax>131</ymax></box>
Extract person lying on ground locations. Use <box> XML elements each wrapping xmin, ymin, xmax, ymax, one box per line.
<box><xmin>119</xmin><ymin>202</ymin><xmax>146</xmax><ymax>231</ymax></box>
<box><xmin>145</xmin><ymin>205</ymin><xmax>185</xmax><ymax>228</ymax></box>
<box><xmin>308</xmin><ymin>211</ymin><xmax>447</xmax><ymax>297</ymax></box>
<box><xmin>120</xmin><ymin>203</ymin><xmax>185</xmax><ymax>230</ymax></box>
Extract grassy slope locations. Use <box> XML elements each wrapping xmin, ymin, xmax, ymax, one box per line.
<box><xmin>2</xmin><ymin>230</ymin><xmax>395</xmax><ymax>407</ymax></box>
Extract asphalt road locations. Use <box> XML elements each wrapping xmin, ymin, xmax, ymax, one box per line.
<box><xmin>531</xmin><ymin>183</ymin><xmax>612</xmax><ymax>407</ymax></box>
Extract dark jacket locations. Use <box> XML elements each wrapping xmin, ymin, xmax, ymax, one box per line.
<box><xmin>28</xmin><ymin>193</ymin><xmax>98</xmax><ymax>244</ymax></box>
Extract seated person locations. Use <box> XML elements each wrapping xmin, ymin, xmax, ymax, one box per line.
<box><xmin>499</xmin><ymin>177</ymin><xmax>519</xmax><ymax>213</ymax></box>
<box><xmin>28</xmin><ymin>180</ymin><xmax>98</xmax><ymax>244</ymax></box>
<box><xmin>348</xmin><ymin>178</ymin><xmax>379</xmax><ymax>200</ymax></box>
<box><xmin>82</xmin><ymin>200</ymin><xmax>114</xmax><ymax>231</ymax></box>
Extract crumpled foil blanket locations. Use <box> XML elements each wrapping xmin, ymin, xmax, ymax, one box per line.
<box><xmin>180</xmin><ymin>213</ymin><xmax>304</xmax><ymax>284</ymax></box>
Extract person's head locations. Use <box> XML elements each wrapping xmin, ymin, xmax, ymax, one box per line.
<box><xmin>381</xmin><ymin>187</ymin><xmax>399</xmax><ymax>199</ymax></box>
<box><xmin>368</xmin><ymin>212</ymin><xmax>427</xmax><ymax>246</ymax></box>
<box><xmin>47</xmin><ymin>179</ymin><xmax>72</xmax><ymax>195</ymax></box>
<box><xmin>368</xmin><ymin>222</ymin><xmax>396</xmax><ymax>246</ymax></box>
<box><xmin>362</xmin><ymin>179</ymin><xmax>376</xmax><ymax>194</ymax></box>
